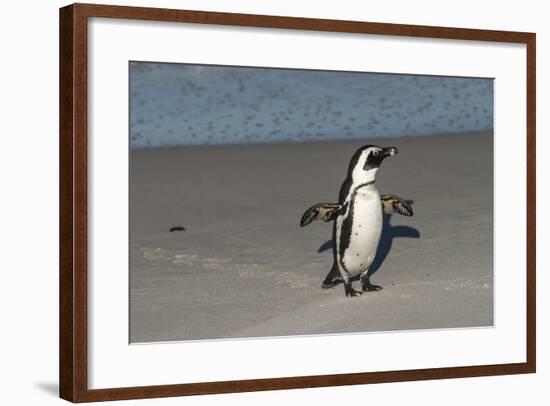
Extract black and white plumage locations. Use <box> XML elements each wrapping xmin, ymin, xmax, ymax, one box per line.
<box><xmin>301</xmin><ymin>145</ymin><xmax>413</xmax><ymax>297</ymax></box>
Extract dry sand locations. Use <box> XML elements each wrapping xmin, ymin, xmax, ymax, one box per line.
<box><xmin>129</xmin><ymin>131</ymin><xmax>493</xmax><ymax>343</ymax></box>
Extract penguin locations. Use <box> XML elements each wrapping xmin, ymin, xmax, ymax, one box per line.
<box><xmin>300</xmin><ymin>145</ymin><xmax>413</xmax><ymax>297</ymax></box>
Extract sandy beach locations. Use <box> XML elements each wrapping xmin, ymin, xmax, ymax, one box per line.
<box><xmin>129</xmin><ymin>131</ymin><xmax>493</xmax><ymax>343</ymax></box>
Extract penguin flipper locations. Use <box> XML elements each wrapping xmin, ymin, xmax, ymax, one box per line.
<box><xmin>381</xmin><ymin>194</ymin><xmax>413</xmax><ymax>216</ymax></box>
<box><xmin>300</xmin><ymin>203</ymin><xmax>343</xmax><ymax>227</ymax></box>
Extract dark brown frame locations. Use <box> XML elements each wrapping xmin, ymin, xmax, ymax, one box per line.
<box><xmin>60</xmin><ymin>3</ymin><xmax>536</xmax><ymax>403</ymax></box>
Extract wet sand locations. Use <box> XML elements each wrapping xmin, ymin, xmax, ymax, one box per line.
<box><xmin>129</xmin><ymin>131</ymin><xmax>493</xmax><ymax>343</ymax></box>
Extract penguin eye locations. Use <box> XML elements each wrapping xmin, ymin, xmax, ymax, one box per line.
<box><xmin>372</xmin><ymin>150</ymin><xmax>379</xmax><ymax>157</ymax></box>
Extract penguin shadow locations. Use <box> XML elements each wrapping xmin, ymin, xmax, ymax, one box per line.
<box><xmin>318</xmin><ymin>200</ymin><xmax>420</xmax><ymax>279</ymax></box>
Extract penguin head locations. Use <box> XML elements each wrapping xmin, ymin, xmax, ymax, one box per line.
<box><xmin>347</xmin><ymin>145</ymin><xmax>398</xmax><ymax>182</ymax></box>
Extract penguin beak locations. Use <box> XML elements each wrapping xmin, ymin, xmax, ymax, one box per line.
<box><xmin>382</xmin><ymin>147</ymin><xmax>398</xmax><ymax>158</ymax></box>
<box><xmin>363</xmin><ymin>146</ymin><xmax>398</xmax><ymax>171</ymax></box>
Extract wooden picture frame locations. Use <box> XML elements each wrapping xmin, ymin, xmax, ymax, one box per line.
<box><xmin>59</xmin><ymin>3</ymin><xmax>536</xmax><ymax>402</ymax></box>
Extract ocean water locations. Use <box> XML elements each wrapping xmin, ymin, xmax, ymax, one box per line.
<box><xmin>130</xmin><ymin>62</ymin><xmax>493</xmax><ymax>149</ymax></box>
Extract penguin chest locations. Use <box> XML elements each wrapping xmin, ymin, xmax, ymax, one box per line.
<box><xmin>340</xmin><ymin>190</ymin><xmax>382</xmax><ymax>276</ymax></box>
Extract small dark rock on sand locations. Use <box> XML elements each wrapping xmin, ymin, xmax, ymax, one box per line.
<box><xmin>170</xmin><ymin>226</ymin><xmax>186</xmax><ymax>232</ymax></box>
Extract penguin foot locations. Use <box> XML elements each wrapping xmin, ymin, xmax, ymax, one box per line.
<box><xmin>363</xmin><ymin>283</ymin><xmax>383</xmax><ymax>292</ymax></box>
<box><xmin>344</xmin><ymin>283</ymin><xmax>362</xmax><ymax>297</ymax></box>
<box><xmin>361</xmin><ymin>278</ymin><xmax>383</xmax><ymax>292</ymax></box>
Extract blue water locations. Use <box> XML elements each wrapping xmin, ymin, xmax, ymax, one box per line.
<box><xmin>130</xmin><ymin>62</ymin><xmax>493</xmax><ymax>148</ymax></box>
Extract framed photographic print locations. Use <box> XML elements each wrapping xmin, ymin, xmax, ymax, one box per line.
<box><xmin>59</xmin><ymin>3</ymin><xmax>536</xmax><ymax>403</ymax></box>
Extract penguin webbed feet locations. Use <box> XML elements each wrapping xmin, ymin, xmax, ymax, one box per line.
<box><xmin>361</xmin><ymin>275</ymin><xmax>383</xmax><ymax>292</ymax></box>
<box><xmin>344</xmin><ymin>282</ymin><xmax>363</xmax><ymax>297</ymax></box>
